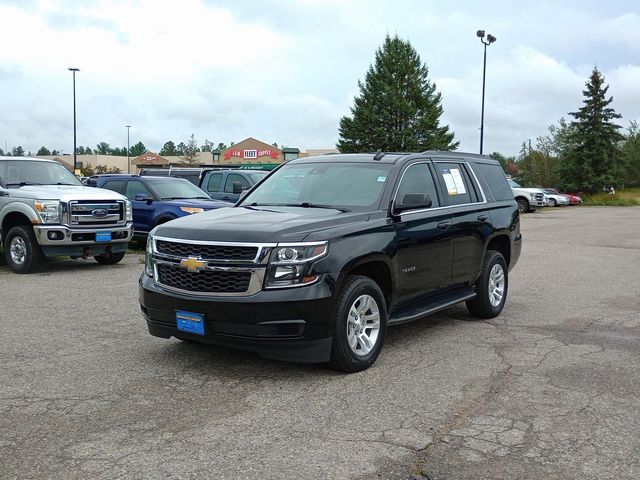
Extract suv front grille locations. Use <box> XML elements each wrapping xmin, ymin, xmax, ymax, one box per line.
<box><xmin>156</xmin><ymin>240</ymin><xmax>257</xmax><ymax>260</ymax></box>
<box><xmin>157</xmin><ymin>264</ymin><xmax>251</xmax><ymax>293</ymax></box>
<box><xmin>533</xmin><ymin>193</ymin><xmax>544</xmax><ymax>202</ymax></box>
<box><xmin>69</xmin><ymin>200</ymin><xmax>124</xmax><ymax>225</ymax></box>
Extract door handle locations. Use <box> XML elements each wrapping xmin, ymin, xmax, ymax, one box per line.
<box><xmin>437</xmin><ymin>221</ymin><xmax>451</xmax><ymax>230</ymax></box>
<box><xmin>477</xmin><ymin>214</ymin><xmax>489</xmax><ymax>221</ymax></box>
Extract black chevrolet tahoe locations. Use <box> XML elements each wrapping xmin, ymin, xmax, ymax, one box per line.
<box><xmin>139</xmin><ymin>152</ymin><xmax>521</xmax><ymax>372</ymax></box>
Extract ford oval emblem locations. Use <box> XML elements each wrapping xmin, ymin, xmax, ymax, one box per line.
<box><xmin>92</xmin><ymin>208</ymin><xmax>109</xmax><ymax>218</ymax></box>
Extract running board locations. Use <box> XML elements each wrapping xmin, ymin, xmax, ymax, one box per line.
<box><xmin>388</xmin><ymin>287</ymin><xmax>476</xmax><ymax>326</ymax></box>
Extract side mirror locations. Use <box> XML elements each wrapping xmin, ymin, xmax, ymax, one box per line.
<box><xmin>0</xmin><ymin>188</ymin><xmax>10</xmax><ymax>197</ymax></box>
<box><xmin>393</xmin><ymin>193</ymin><xmax>432</xmax><ymax>214</ymax></box>
<box><xmin>134</xmin><ymin>193</ymin><xmax>153</xmax><ymax>203</ymax></box>
<box><xmin>232</xmin><ymin>182</ymin><xmax>245</xmax><ymax>194</ymax></box>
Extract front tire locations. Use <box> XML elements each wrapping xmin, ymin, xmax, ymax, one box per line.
<box><xmin>329</xmin><ymin>276</ymin><xmax>387</xmax><ymax>373</ymax></box>
<box><xmin>466</xmin><ymin>250</ymin><xmax>508</xmax><ymax>319</ymax></box>
<box><xmin>549</xmin><ymin>198</ymin><xmax>557</xmax><ymax>207</ymax></box>
<box><xmin>94</xmin><ymin>250</ymin><xmax>126</xmax><ymax>265</ymax></box>
<box><xmin>516</xmin><ymin>198</ymin><xmax>529</xmax><ymax>214</ymax></box>
<box><xmin>4</xmin><ymin>225</ymin><xmax>43</xmax><ymax>274</ymax></box>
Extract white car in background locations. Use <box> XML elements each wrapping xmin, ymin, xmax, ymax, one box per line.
<box><xmin>542</xmin><ymin>188</ymin><xmax>571</xmax><ymax>207</ymax></box>
<box><xmin>508</xmin><ymin>179</ymin><xmax>547</xmax><ymax>213</ymax></box>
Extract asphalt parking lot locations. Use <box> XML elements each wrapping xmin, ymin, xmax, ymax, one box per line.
<box><xmin>1</xmin><ymin>206</ymin><xmax>639</xmax><ymax>480</ymax></box>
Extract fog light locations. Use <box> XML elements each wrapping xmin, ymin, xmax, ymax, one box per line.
<box><xmin>48</xmin><ymin>231</ymin><xmax>64</xmax><ymax>240</ymax></box>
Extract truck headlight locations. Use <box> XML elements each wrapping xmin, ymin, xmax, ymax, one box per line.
<box><xmin>180</xmin><ymin>207</ymin><xmax>204</xmax><ymax>214</ymax></box>
<box><xmin>145</xmin><ymin>235</ymin><xmax>155</xmax><ymax>277</ymax></box>
<box><xmin>265</xmin><ymin>242</ymin><xmax>328</xmax><ymax>288</ymax></box>
<box><xmin>125</xmin><ymin>201</ymin><xmax>133</xmax><ymax>222</ymax></box>
<box><xmin>34</xmin><ymin>200</ymin><xmax>61</xmax><ymax>224</ymax></box>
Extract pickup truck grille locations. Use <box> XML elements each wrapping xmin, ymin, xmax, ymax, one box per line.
<box><xmin>156</xmin><ymin>240</ymin><xmax>258</xmax><ymax>261</ymax></box>
<box><xmin>157</xmin><ymin>264</ymin><xmax>252</xmax><ymax>293</ymax></box>
<box><xmin>69</xmin><ymin>200</ymin><xmax>124</xmax><ymax>225</ymax></box>
<box><xmin>533</xmin><ymin>193</ymin><xmax>544</xmax><ymax>202</ymax></box>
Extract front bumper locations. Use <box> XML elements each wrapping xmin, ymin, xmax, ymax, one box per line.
<box><xmin>33</xmin><ymin>223</ymin><xmax>133</xmax><ymax>246</ymax></box>
<box><xmin>138</xmin><ymin>273</ymin><xmax>337</xmax><ymax>363</ymax></box>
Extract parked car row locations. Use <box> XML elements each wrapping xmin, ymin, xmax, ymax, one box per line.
<box><xmin>508</xmin><ymin>179</ymin><xmax>582</xmax><ymax>213</ymax></box>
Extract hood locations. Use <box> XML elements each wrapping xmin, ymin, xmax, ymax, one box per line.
<box><xmin>8</xmin><ymin>185</ymin><xmax>127</xmax><ymax>202</ymax></box>
<box><xmin>153</xmin><ymin>205</ymin><xmax>371</xmax><ymax>243</ymax></box>
<box><xmin>161</xmin><ymin>198</ymin><xmax>231</xmax><ymax>210</ymax></box>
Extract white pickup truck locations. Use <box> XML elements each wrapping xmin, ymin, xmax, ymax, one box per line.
<box><xmin>0</xmin><ymin>157</ymin><xmax>133</xmax><ymax>273</ymax></box>
<box><xmin>508</xmin><ymin>179</ymin><xmax>546</xmax><ymax>213</ymax></box>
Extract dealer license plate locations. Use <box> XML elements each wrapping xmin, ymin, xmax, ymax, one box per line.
<box><xmin>176</xmin><ymin>310</ymin><xmax>205</xmax><ymax>336</ymax></box>
<box><xmin>95</xmin><ymin>231</ymin><xmax>112</xmax><ymax>242</ymax></box>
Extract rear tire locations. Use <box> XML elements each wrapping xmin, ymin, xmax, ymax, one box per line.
<box><xmin>329</xmin><ymin>276</ymin><xmax>387</xmax><ymax>373</ymax></box>
<box><xmin>94</xmin><ymin>250</ymin><xmax>126</xmax><ymax>265</ymax></box>
<box><xmin>549</xmin><ymin>198</ymin><xmax>557</xmax><ymax>207</ymax></box>
<box><xmin>466</xmin><ymin>250</ymin><xmax>508</xmax><ymax>319</ymax></box>
<box><xmin>4</xmin><ymin>225</ymin><xmax>43</xmax><ymax>274</ymax></box>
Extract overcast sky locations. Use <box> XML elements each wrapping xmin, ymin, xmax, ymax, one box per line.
<box><xmin>1</xmin><ymin>0</ymin><xmax>639</xmax><ymax>157</ymax></box>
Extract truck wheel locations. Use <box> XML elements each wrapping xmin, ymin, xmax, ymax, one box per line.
<box><xmin>549</xmin><ymin>198</ymin><xmax>557</xmax><ymax>207</ymax></box>
<box><xmin>4</xmin><ymin>225</ymin><xmax>43</xmax><ymax>274</ymax></box>
<box><xmin>94</xmin><ymin>250</ymin><xmax>126</xmax><ymax>265</ymax></box>
<box><xmin>466</xmin><ymin>250</ymin><xmax>508</xmax><ymax>319</ymax></box>
<box><xmin>516</xmin><ymin>198</ymin><xmax>529</xmax><ymax>213</ymax></box>
<box><xmin>329</xmin><ymin>275</ymin><xmax>387</xmax><ymax>373</ymax></box>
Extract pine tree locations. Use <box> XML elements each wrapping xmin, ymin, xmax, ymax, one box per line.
<box><xmin>560</xmin><ymin>67</ymin><xmax>623</xmax><ymax>193</ymax></box>
<box><xmin>337</xmin><ymin>34</ymin><xmax>458</xmax><ymax>153</ymax></box>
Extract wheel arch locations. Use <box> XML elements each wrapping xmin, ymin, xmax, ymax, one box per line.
<box><xmin>1</xmin><ymin>210</ymin><xmax>35</xmax><ymax>242</ymax></box>
<box><xmin>339</xmin><ymin>254</ymin><xmax>394</xmax><ymax>310</ymax></box>
<box><xmin>485</xmin><ymin>233</ymin><xmax>511</xmax><ymax>267</ymax></box>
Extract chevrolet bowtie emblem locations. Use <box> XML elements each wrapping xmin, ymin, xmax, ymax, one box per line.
<box><xmin>180</xmin><ymin>256</ymin><xmax>207</xmax><ymax>272</ymax></box>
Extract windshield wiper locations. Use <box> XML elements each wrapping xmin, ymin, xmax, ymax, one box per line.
<box><xmin>5</xmin><ymin>182</ymin><xmax>43</xmax><ymax>187</ymax></box>
<box><xmin>248</xmin><ymin>202</ymin><xmax>351</xmax><ymax>213</ymax></box>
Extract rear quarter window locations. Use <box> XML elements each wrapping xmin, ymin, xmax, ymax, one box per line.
<box><xmin>475</xmin><ymin>164</ymin><xmax>513</xmax><ymax>201</ymax></box>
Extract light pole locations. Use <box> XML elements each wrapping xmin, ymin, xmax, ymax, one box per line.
<box><xmin>125</xmin><ymin>125</ymin><xmax>132</xmax><ymax>173</ymax></box>
<box><xmin>68</xmin><ymin>67</ymin><xmax>80</xmax><ymax>172</ymax></box>
<box><xmin>476</xmin><ymin>30</ymin><xmax>496</xmax><ymax>155</ymax></box>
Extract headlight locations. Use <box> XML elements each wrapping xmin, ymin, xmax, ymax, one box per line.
<box><xmin>125</xmin><ymin>201</ymin><xmax>133</xmax><ymax>222</ymax></box>
<box><xmin>265</xmin><ymin>242</ymin><xmax>328</xmax><ymax>288</ymax></box>
<box><xmin>145</xmin><ymin>235</ymin><xmax>154</xmax><ymax>277</ymax></box>
<box><xmin>34</xmin><ymin>200</ymin><xmax>61</xmax><ymax>224</ymax></box>
<box><xmin>180</xmin><ymin>207</ymin><xmax>204</xmax><ymax>214</ymax></box>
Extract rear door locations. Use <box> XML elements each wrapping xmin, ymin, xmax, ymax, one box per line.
<box><xmin>432</xmin><ymin>160</ymin><xmax>489</xmax><ymax>285</ymax></box>
<box><xmin>124</xmin><ymin>180</ymin><xmax>155</xmax><ymax>234</ymax></box>
<box><xmin>202</xmin><ymin>172</ymin><xmax>225</xmax><ymax>200</ymax></box>
<box><xmin>392</xmin><ymin>161</ymin><xmax>453</xmax><ymax>303</ymax></box>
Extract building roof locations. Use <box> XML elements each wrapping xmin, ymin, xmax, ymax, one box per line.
<box><xmin>131</xmin><ymin>151</ymin><xmax>169</xmax><ymax>166</ymax></box>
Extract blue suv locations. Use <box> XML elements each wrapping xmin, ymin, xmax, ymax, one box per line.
<box><xmin>88</xmin><ymin>175</ymin><xmax>230</xmax><ymax>238</ymax></box>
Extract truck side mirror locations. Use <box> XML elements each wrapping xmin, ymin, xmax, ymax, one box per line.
<box><xmin>134</xmin><ymin>193</ymin><xmax>153</xmax><ymax>203</ymax></box>
<box><xmin>232</xmin><ymin>182</ymin><xmax>245</xmax><ymax>194</ymax></box>
<box><xmin>393</xmin><ymin>193</ymin><xmax>432</xmax><ymax>214</ymax></box>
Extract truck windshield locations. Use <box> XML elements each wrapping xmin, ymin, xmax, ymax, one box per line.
<box><xmin>240</xmin><ymin>162</ymin><xmax>392</xmax><ymax>211</ymax></box>
<box><xmin>508</xmin><ymin>180</ymin><xmax>521</xmax><ymax>188</ymax></box>
<box><xmin>145</xmin><ymin>178</ymin><xmax>210</xmax><ymax>199</ymax></box>
<box><xmin>2</xmin><ymin>160</ymin><xmax>82</xmax><ymax>186</ymax></box>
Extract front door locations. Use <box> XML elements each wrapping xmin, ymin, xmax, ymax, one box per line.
<box><xmin>392</xmin><ymin>162</ymin><xmax>453</xmax><ymax>303</ymax></box>
<box><xmin>125</xmin><ymin>180</ymin><xmax>155</xmax><ymax>235</ymax></box>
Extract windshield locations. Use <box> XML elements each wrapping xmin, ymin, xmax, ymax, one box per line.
<box><xmin>2</xmin><ymin>160</ymin><xmax>82</xmax><ymax>186</ymax></box>
<box><xmin>508</xmin><ymin>179</ymin><xmax>521</xmax><ymax>188</ymax></box>
<box><xmin>240</xmin><ymin>162</ymin><xmax>392</xmax><ymax>211</ymax></box>
<box><xmin>145</xmin><ymin>178</ymin><xmax>210</xmax><ymax>199</ymax></box>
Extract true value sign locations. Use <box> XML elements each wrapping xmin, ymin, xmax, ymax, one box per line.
<box><xmin>223</xmin><ymin>148</ymin><xmax>279</xmax><ymax>160</ymax></box>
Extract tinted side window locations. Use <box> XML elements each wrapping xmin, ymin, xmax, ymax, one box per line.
<box><xmin>206</xmin><ymin>173</ymin><xmax>223</xmax><ymax>192</ymax></box>
<box><xmin>0</xmin><ymin>161</ymin><xmax>6</xmax><ymax>183</ymax></box>
<box><xmin>102</xmin><ymin>180</ymin><xmax>126</xmax><ymax>195</ymax></box>
<box><xmin>435</xmin><ymin>163</ymin><xmax>474</xmax><ymax>206</ymax></box>
<box><xmin>224</xmin><ymin>174</ymin><xmax>250</xmax><ymax>193</ymax></box>
<box><xmin>475</xmin><ymin>163</ymin><xmax>513</xmax><ymax>201</ymax></box>
<box><xmin>396</xmin><ymin>163</ymin><xmax>440</xmax><ymax>208</ymax></box>
<box><xmin>125</xmin><ymin>180</ymin><xmax>151</xmax><ymax>199</ymax></box>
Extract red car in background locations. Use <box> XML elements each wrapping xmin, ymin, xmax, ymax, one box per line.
<box><xmin>546</xmin><ymin>188</ymin><xmax>582</xmax><ymax>205</ymax></box>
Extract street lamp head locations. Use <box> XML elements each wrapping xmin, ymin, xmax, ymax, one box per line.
<box><xmin>476</xmin><ymin>29</ymin><xmax>485</xmax><ymax>38</ymax></box>
<box><xmin>487</xmin><ymin>34</ymin><xmax>497</xmax><ymax>44</ymax></box>
<box><xmin>68</xmin><ymin>67</ymin><xmax>80</xmax><ymax>72</ymax></box>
